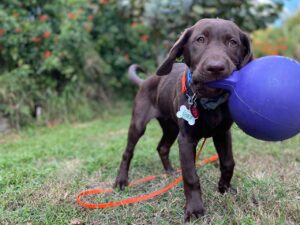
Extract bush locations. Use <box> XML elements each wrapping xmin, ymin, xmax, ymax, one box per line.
<box><xmin>0</xmin><ymin>0</ymin><xmax>111</xmax><ymax>127</ymax></box>
<box><xmin>0</xmin><ymin>0</ymin><xmax>283</xmax><ymax>128</ymax></box>
<box><xmin>252</xmin><ymin>10</ymin><xmax>300</xmax><ymax>59</ymax></box>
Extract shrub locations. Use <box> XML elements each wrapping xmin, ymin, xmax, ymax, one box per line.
<box><xmin>0</xmin><ymin>0</ymin><xmax>283</xmax><ymax>128</ymax></box>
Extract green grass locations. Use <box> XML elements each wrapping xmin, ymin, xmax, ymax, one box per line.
<box><xmin>0</xmin><ymin>105</ymin><xmax>299</xmax><ymax>225</ymax></box>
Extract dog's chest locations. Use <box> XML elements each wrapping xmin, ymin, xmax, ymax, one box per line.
<box><xmin>194</xmin><ymin>105</ymin><xmax>232</xmax><ymax>137</ymax></box>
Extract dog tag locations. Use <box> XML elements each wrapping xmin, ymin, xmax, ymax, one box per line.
<box><xmin>176</xmin><ymin>105</ymin><xmax>196</xmax><ymax>126</ymax></box>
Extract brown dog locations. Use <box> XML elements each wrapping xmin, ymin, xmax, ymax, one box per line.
<box><xmin>114</xmin><ymin>18</ymin><xmax>252</xmax><ymax>221</ymax></box>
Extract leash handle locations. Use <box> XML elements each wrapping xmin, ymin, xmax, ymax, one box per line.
<box><xmin>76</xmin><ymin>139</ymin><xmax>218</xmax><ymax>209</ymax></box>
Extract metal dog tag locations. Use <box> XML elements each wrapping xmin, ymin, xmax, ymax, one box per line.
<box><xmin>176</xmin><ymin>105</ymin><xmax>196</xmax><ymax>126</ymax></box>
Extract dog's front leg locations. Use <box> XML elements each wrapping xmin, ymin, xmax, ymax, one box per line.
<box><xmin>213</xmin><ymin>130</ymin><xmax>235</xmax><ymax>193</ymax></box>
<box><xmin>178</xmin><ymin>131</ymin><xmax>205</xmax><ymax>221</ymax></box>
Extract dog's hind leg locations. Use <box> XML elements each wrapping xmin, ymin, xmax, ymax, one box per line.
<box><xmin>156</xmin><ymin>118</ymin><xmax>179</xmax><ymax>173</ymax></box>
<box><xmin>114</xmin><ymin>95</ymin><xmax>156</xmax><ymax>190</ymax></box>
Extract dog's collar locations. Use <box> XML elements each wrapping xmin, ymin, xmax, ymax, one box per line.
<box><xmin>181</xmin><ymin>68</ymin><xmax>229</xmax><ymax>110</ymax></box>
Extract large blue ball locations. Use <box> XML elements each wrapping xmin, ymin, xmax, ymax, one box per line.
<box><xmin>208</xmin><ymin>56</ymin><xmax>300</xmax><ymax>141</ymax></box>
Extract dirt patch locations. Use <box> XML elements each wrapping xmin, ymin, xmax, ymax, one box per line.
<box><xmin>0</xmin><ymin>133</ymin><xmax>21</xmax><ymax>144</ymax></box>
<box><xmin>56</xmin><ymin>158</ymin><xmax>81</xmax><ymax>180</ymax></box>
<box><xmin>24</xmin><ymin>159</ymin><xmax>81</xmax><ymax>206</ymax></box>
<box><xmin>237</xmin><ymin>154</ymin><xmax>299</xmax><ymax>181</ymax></box>
<box><xmin>86</xmin><ymin>128</ymin><xmax>127</xmax><ymax>144</ymax></box>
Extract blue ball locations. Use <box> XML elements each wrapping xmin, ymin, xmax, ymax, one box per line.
<box><xmin>208</xmin><ymin>56</ymin><xmax>300</xmax><ymax>141</ymax></box>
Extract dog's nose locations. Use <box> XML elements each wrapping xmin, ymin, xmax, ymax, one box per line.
<box><xmin>204</xmin><ymin>60</ymin><xmax>226</xmax><ymax>74</ymax></box>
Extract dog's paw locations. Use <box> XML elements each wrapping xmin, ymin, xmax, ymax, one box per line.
<box><xmin>165</xmin><ymin>167</ymin><xmax>175</xmax><ymax>175</ymax></box>
<box><xmin>184</xmin><ymin>200</ymin><xmax>205</xmax><ymax>222</ymax></box>
<box><xmin>218</xmin><ymin>184</ymin><xmax>237</xmax><ymax>194</ymax></box>
<box><xmin>113</xmin><ymin>176</ymin><xmax>128</xmax><ymax>190</ymax></box>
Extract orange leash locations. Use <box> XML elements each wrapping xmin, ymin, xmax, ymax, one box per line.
<box><xmin>76</xmin><ymin>138</ymin><xmax>219</xmax><ymax>209</ymax></box>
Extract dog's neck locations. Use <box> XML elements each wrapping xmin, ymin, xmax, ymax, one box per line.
<box><xmin>183</xmin><ymin>68</ymin><xmax>229</xmax><ymax>110</ymax></box>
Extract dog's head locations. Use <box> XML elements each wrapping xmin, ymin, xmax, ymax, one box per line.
<box><xmin>156</xmin><ymin>18</ymin><xmax>252</xmax><ymax>97</ymax></box>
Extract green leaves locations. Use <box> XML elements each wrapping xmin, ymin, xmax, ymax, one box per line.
<box><xmin>0</xmin><ymin>0</ymin><xmax>284</xmax><ymax>128</ymax></box>
<box><xmin>253</xmin><ymin>10</ymin><xmax>300</xmax><ymax>60</ymax></box>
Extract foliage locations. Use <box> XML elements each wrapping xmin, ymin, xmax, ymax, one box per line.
<box><xmin>111</xmin><ymin>0</ymin><xmax>284</xmax><ymax>70</ymax></box>
<box><xmin>138</xmin><ymin>0</ymin><xmax>283</xmax><ymax>38</ymax></box>
<box><xmin>252</xmin><ymin>10</ymin><xmax>300</xmax><ymax>59</ymax></box>
<box><xmin>0</xmin><ymin>0</ymin><xmax>283</xmax><ymax>128</ymax></box>
<box><xmin>0</xmin><ymin>0</ymin><xmax>110</xmax><ymax>127</ymax></box>
<box><xmin>1</xmin><ymin>0</ymin><xmax>92</xmax><ymax>86</ymax></box>
<box><xmin>0</xmin><ymin>66</ymin><xmax>36</xmax><ymax>128</ymax></box>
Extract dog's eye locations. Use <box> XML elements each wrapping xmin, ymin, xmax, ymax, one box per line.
<box><xmin>196</xmin><ymin>36</ymin><xmax>205</xmax><ymax>43</ymax></box>
<box><xmin>229</xmin><ymin>39</ymin><xmax>238</xmax><ymax>48</ymax></box>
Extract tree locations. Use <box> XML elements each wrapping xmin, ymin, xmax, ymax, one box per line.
<box><xmin>0</xmin><ymin>0</ymin><xmax>284</xmax><ymax>128</ymax></box>
<box><xmin>252</xmin><ymin>9</ymin><xmax>300</xmax><ymax>60</ymax></box>
<box><xmin>0</xmin><ymin>0</ymin><xmax>108</xmax><ymax>127</ymax></box>
<box><xmin>109</xmin><ymin>0</ymin><xmax>283</xmax><ymax>64</ymax></box>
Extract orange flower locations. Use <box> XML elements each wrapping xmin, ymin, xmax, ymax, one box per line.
<box><xmin>99</xmin><ymin>0</ymin><xmax>109</xmax><ymax>5</ymax></box>
<box><xmin>123</xmin><ymin>53</ymin><xmax>129</xmax><ymax>62</ymax></box>
<box><xmin>140</xmin><ymin>34</ymin><xmax>149</xmax><ymax>43</ymax></box>
<box><xmin>39</xmin><ymin>15</ymin><xmax>49</xmax><ymax>22</ymax></box>
<box><xmin>43</xmin><ymin>50</ymin><xmax>52</xmax><ymax>59</ymax></box>
<box><xmin>15</xmin><ymin>28</ymin><xmax>22</xmax><ymax>33</ymax></box>
<box><xmin>32</xmin><ymin>36</ymin><xmax>41</xmax><ymax>44</ymax></box>
<box><xmin>277</xmin><ymin>44</ymin><xmax>288</xmax><ymax>51</ymax></box>
<box><xmin>130</xmin><ymin>22</ymin><xmax>138</xmax><ymax>27</ymax></box>
<box><xmin>43</xmin><ymin>31</ymin><xmax>51</xmax><ymax>38</ymax></box>
<box><xmin>12</xmin><ymin>12</ymin><xmax>19</xmax><ymax>17</ymax></box>
<box><xmin>84</xmin><ymin>23</ymin><xmax>92</xmax><ymax>33</ymax></box>
<box><xmin>0</xmin><ymin>28</ymin><xmax>6</xmax><ymax>36</ymax></box>
<box><xmin>77</xmin><ymin>9</ymin><xmax>84</xmax><ymax>15</ymax></box>
<box><xmin>68</xmin><ymin>13</ymin><xmax>76</xmax><ymax>20</ymax></box>
<box><xmin>88</xmin><ymin>15</ymin><xmax>94</xmax><ymax>21</ymax></box>
<box><xmin>54</xmin><ymin>36</ymin><xmax>59</xmax><ymax>44</ymax></box>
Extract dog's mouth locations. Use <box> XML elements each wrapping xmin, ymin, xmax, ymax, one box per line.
<box><xmin>192</xmin><ymin>85</ymin><xmax>224</xmax><ymax>98</ymax></box>
<box><xmin>191</xmin><ymin>69</ymin><xmax>234</xmax><ymax>98</ymax></box>
<box><xmin>191</xmin><ymin>75</ymin><xmax>228</xmax><ymax>98</ymax></box>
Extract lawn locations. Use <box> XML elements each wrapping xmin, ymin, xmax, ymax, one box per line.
<box><xmin>0</xmin><ymin>105</ymin><xmax>299</xmax><ymax>225</ymax></box>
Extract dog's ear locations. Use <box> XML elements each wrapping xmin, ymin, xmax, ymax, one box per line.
<box><xmin>156</xmin><ymin>28</ymin><xmax>192</xmax><ymax>76</ymax></box>
<box><xmin>240</xmin><ymin>31</ymin><xmax>253</xmax><ymax>67</ymax></box>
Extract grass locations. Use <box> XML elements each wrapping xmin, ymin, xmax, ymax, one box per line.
<box><xmin>0</xmin><ymin>105</ymin><xmax>299</xmax><ymax>225</ymax></box>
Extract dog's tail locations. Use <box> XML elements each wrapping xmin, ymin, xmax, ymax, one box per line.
<box><xmin>128</xmin><ymin>64</ymin><xmax>144</xmax><ymax>87</ymax></box>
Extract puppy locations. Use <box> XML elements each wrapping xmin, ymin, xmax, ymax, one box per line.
<box><xmin>114</xmin><ymin>18</ymin><xmax>252</xmax><ymax>221</ymax></box>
